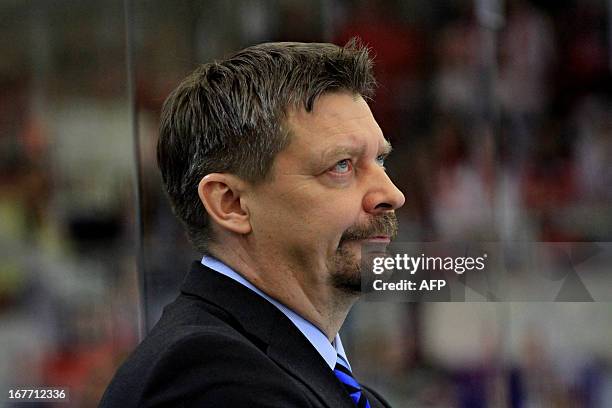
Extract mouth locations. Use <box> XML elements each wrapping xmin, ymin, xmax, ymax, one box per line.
<box><xmin>338</xmin><ymin>212</ymin><xmax>399</xmax><ymax>247</ymax></box>
<box><xmin>340</xmin><ymin>235</ymin><xmax>391</xmax><ymax>245</ymax></box>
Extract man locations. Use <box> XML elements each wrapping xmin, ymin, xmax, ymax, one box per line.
<box><xmin>101</xmin><ymin>40</ymin><xmax>404</xmax><ymax>407</ymax></box>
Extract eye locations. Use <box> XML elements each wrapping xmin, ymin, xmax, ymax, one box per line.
<box><xmin>375</xmin><ymin>154</ymin><xmax>386</xmax><ymax>167</ymax></box>
<box><xmin>330</xmin><ymin>159</ymin><xmax>352</xmax><ymax>174</ymax></box>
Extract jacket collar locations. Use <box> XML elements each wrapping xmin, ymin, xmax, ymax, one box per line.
<box><xmin>180</xmin><ymin>261</ymin><xmax>356</xmax><ymax>408</ymax></box>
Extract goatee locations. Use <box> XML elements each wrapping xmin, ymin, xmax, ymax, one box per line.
<box><xmin>328</xmin><ymin>212</ymin><xmax>399</xmax><ymax>294</ymax></box>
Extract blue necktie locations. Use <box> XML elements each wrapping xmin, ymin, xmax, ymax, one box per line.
<box><xmin>334</xmin><ymin>355</ymin><xmax>371</xmax><ymax>408</ymax></box>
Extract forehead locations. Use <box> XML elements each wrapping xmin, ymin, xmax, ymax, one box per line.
<box><xmin>284</xmin><ymin>92</ymin><xmax>387</xmax><ymax>154</ymax></box>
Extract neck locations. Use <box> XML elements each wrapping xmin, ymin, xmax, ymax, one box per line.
<box><xmin>208</xmin><ymin>241</ymin><xmax>358</xmax><ymax>342</ymax></box>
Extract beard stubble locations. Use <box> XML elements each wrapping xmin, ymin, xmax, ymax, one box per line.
<box><xmin>327</xmin><ymin>212</ymin><xmax>399</xmax><ymax>294</ymax></box>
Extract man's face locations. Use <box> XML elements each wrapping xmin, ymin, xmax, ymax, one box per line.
<box><xmin>246</xmin><ymin>91</ymin><xmax>405</xmax><ymax>293</ymax></box>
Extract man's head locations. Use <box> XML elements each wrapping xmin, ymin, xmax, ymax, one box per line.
<box><xmin>158</xmin><ymin>40</ymin><xmax>404</xmax><ymax>293</ymax></box>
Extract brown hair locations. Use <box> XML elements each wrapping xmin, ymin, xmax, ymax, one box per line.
<box><xmin>157</xmin><ymin>39</ymin><xmax>375</xmax><ymax>253</ymax></box>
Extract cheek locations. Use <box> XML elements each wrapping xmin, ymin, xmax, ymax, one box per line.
<box><xmin>248</xmin><ymin>189</ymin><xmax>314</xmax><ymax>239</ymax></box>
<box><xmin>251</xmin><ymin>181</ymin><xmax>363</xmax><ymax>245</ymax></box>
<box><xmin>303</xmin><ymin>195</ymin><xmax>363</xmax><ymax>240</ymax></box>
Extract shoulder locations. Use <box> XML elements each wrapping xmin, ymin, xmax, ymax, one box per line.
<box><xmin>101</xmin><ymin>299</ymin><xmax>312</xmax><ymax>407</ymax></box>
<box><xmin>147</xmin><ymin>330</ymin><xmax>305</xmax><ymax>404</ymax></box>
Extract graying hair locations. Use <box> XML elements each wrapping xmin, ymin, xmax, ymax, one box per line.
<box><xmin>157</xmin><ymin>38</ymin><xmax>376</xmax><ymax>254</ymax></box>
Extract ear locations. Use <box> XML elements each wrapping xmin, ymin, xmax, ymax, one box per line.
<box><xmin>197</xmin><ymin>173</ymin><xmax>252</xmax><ymax>235</ymax></box>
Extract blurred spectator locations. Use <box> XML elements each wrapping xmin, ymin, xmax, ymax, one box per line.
<box><xmin>335</xmin><ymin>0</ymin><xmax>427</xmax><ymax>135</ymax></box>
<box><xmin>432</xmin><ymin>16</ymin><xmax>481</xmax><ymax>118</ymax></box>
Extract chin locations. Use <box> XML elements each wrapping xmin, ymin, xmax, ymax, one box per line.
<box><xmin>339</xmin><ymin>240</ymin><xmax>363</xmax><ymax>259</ymax></box>
<box><xmin>327</xmin><ymin>242</ymin><xmax>363</xmax><ymax>294</ymax></box>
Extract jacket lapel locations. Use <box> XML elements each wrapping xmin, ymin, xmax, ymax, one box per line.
<box><xmin>180</xmin><ymin>262</ymin><xmax>356</xmax><ymax>408</ymax></box>
<box><xmin>266</xmin><ymin>311</ymin><xmax>357</xmax><ymax>408</ymax></box>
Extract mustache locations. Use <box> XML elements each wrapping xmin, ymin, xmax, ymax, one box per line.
<box><xmin>339</xmin><ymin>212</ymin><xmax>399</xmax><ymax>243</ymax></box>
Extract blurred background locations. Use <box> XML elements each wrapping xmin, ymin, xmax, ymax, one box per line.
<box><xmin>1</xmin><ymin>0</ymin><xmax>611</xmax><ymax>406</ymax></box>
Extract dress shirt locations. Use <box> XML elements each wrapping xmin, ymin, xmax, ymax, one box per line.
<box><xmin>202</xmin><ymin>256</ymin><xmax>351</xmax><ymax>371</ymax></box>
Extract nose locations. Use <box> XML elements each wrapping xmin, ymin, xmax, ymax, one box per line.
<box><xmin>362</xmin><ymin>167</ymin><xmax>405</xmax><ymax>214</ymax></box>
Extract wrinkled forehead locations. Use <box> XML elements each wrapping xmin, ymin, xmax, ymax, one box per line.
<box><xmin>276</xmin><ymin>92</ymin><xmax>390</xmax><ymax>170</ymax></box>
<box><xmin>286</xmin><ymin>92</ymin><xmax>386</xmax><ymax>144</ymax></box>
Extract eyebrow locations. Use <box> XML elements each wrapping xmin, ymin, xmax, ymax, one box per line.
<box><xmin>316</xmin><ymin>139</ymin><xmax>393</xmax><ymax>168</ymax></box>
<box><xmin>380</xmin><ymin>139</ymin><xmax>393</xmax><ymax>155</ymax></box>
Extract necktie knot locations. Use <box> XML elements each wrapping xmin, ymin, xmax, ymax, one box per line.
<box><xmin>333</xmin><ymin>358</ymin><xmax>371</xmax><ymax>408</ymax></box>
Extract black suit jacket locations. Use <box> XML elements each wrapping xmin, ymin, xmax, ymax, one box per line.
<box><xmin>100</xmin><ymin>261</ymin><xmax>391</xmax><ymax>407</ymax></box>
